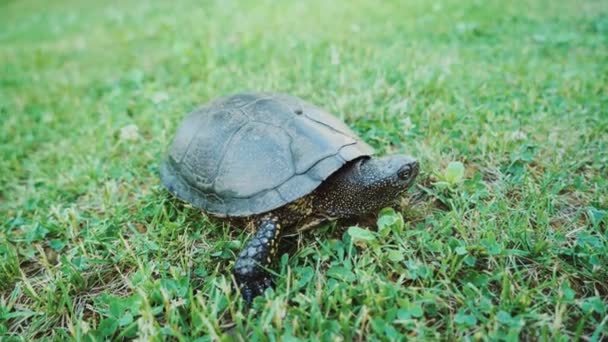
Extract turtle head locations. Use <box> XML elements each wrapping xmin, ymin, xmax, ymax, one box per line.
<box><xmin>316</xmin><ymin>155</ymin><xmax>419</xmax><ymax>218</ymax></box>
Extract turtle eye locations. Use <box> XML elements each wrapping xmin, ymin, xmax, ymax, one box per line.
<box><xmin>398</xmin><ymin>165</ymin><xmax>411</xmax><ymax>180</ymax></box>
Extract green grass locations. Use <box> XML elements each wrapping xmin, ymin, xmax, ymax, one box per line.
<box><xmin>1</xmin><ymin>0</ymin><xmax>607</xmax><ymax>340</ymax></box>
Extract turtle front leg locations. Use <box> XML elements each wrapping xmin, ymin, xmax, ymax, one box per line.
<box><xmin>234</xmin><ymin>215</ymin><xmax>282</xmax><ymax>304</ymax></box>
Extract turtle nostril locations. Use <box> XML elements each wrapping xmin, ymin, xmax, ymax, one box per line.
<box><xmin>412</xmin><ymin>161</ymin><xmax>419</xmax><ymax>174</ymax></box>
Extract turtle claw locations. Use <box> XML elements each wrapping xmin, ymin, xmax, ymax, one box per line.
<box><xmin>238</xmin><ymin>276</ymin><xmax>273</xmax><ymax>305</ymax></box>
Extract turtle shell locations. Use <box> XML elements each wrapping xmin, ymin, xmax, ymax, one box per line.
<box><xmin>160</xmin><ymin>92</ymin><xmax>374</xmax><ymax>217</ymax></box>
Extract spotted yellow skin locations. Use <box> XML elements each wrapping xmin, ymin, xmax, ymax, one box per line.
<box><xmin>233</xmin><ymin>195</ymin><xmax>322</xmax><ymax>303</ymax></box>
<box><xmin>232</xmin><ymin>155</ymin><xmax>419</xmax><ymax>304</ymax></box>
<box><xmin>234</xmin><ymin>195</ymin><xmax>321</xmax><ymax>234</ymax></box>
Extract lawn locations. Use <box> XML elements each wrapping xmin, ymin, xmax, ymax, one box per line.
<box><xmin>1</xmin><ymin>0</ymin><xmax>607</xmax><ymax>340</ymax></box>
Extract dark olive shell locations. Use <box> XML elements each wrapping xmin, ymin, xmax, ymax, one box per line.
<box><xmin>160</xmin><ymin>93</ymin><xmax>374</xmax><ymax>217</ymax></box>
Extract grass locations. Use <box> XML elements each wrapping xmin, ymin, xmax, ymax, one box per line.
<box><xmin>1</xmin><ymin>0</ymin><xmax>607</xmax><ymax>340</ymax></box>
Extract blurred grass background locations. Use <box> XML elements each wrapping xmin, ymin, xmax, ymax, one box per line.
<box><xmin>1</xmin><ymin>0</ymin><xmax>607</xmax><ymax>340</ymax></box>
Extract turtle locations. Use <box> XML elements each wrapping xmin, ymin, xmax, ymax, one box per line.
<box><xmin>160</xmin><ymin>92</ymin><xmax>419</xmax><ymax>303</ymax></box>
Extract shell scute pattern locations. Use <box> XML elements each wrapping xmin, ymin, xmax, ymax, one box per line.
<box><xmin>160</xmin><ymin>93</ymin><xmax>374</xmax><ymax>218</ymax></box>
<box><xmin>214</xmin><ymin>122</ymin><xmax>294</xmax><ymax>198</ymax></box>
